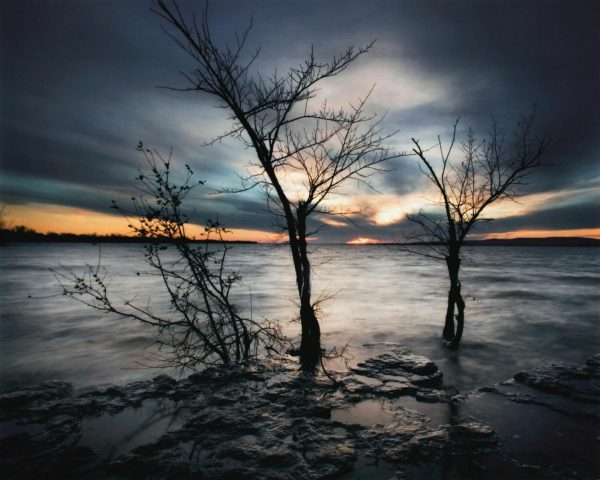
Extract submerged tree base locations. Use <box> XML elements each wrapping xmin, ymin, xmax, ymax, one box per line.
<box><xmin>1</xmin><ymin>349</ymin><xmax>598</xmax><ymax>479</ymax></box>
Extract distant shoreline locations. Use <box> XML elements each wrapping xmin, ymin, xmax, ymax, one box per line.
<box><xmin>1</xmin><ymin>235</ymin><xmax>598</xmax><ymax>247</ymax></box>
<box><xmin>371</xmin><ymin>237</ymin><xmax>600</xmax><ymax>247</ymax></box>
<box><xmin>0</xmin><ymin>230</ymin><xmax>258</xmax><ymax>245</ymax></box>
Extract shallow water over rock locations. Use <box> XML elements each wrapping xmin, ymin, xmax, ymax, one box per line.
<box><xmin>1</xmin><ymin>349</ymin><xmax>598</xmax><ymax>479</ymax></box>
<box><xmin>339</xmin><ymin>455</ymin><xmax>396</xmax><ymax>479</ymax></box>
<box><xmin>331</xmin><ymin>400</ymin><xmax>397</xmax><ymax>426</ymax></box>
<box><xmin>78</xmin><ymin>398</ymin><xmax>184</xmax><ymax>462</ymax></box>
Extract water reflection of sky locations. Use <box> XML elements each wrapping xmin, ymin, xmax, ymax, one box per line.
<box><xmin>0</xmin><ymin>244</ymin><xmax>598</xmax><ymax>391</ymax></box>
<box><xmin>78</xmin><ymin>399</ymin><xmax>184</xmax><ymax>462</ymax></box>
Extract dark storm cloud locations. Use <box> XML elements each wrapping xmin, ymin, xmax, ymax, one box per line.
<box><xmin>475</xmin><ymin>200</ymin><xmax>600</xmax><ymax>235</ymax></box>
<box><xmin>379</xmin><ymin>1</ymin><xmax>600</xmax><ymax>192</ymax></box>
<box><xmin>1</xmin><ymin>0</ymin><xmax>598</xmax><ymax>238</ymax></box>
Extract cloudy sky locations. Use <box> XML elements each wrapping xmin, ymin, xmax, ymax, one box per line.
<box><xmin>1</xmin><ymin>0</ymin><xmax>599</xmax><ymax>242</ymax></box>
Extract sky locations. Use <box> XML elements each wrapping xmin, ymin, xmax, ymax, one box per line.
<box><xmin>1</xmin><ymin>0</ymin><xmax>599</xmax><ymax>243</ymax></box>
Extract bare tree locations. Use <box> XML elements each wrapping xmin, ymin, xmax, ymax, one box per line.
<box><xmin>407</xmin><ymin>112</ymin><xmax>548</xmax><ymax>348</ymax></box>
<box><xmin>153</xmin><ymin>1</ymin><xmax>396</xmax><ymax>370</ymax></box>
<box><xmin>56</xmin><ymin>145</ymin><xmax>287</xmax><ymax>369</ymax></box>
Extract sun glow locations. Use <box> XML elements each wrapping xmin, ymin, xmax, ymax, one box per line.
<box><xmin>475</xmin><ymin>228</ymin><xmax>600</xmax><ymax>240</ymax></box>
<box><xmin>371</xmin><ymin>194</ymin><xmax>433</xmax><ymax>226</ymax></box>
<box><xmin>346</xmin><ymin>237</ymin><xmax>381</xmax><ymax>245</ymax></box>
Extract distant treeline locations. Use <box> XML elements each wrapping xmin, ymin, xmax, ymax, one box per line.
<box><xmin>0</xmin><ymin>225</ymin><xmax>597</xmax><ymax>247</ymax></box>
<box><xmin>0</xmin><ymin>226</ymin><xmax>257</xmax><ymax>245</ymax></box>
<box><xmin>389</xmin><ymin>237</ymin><xmax>600</xmax><ymax>247</ymax></box>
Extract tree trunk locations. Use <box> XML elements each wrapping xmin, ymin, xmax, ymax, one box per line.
<box><xmin>444</xmin><ymin>252</ymin><xmax>461</xmax><ymax>345</ymax></box>
<box><xmin>232</xmin><ymin>109</ymin><xmax>322</xmax><ymax>370</ymax></box>
<box><xmin>299</xmin><ymin>294</ymin><xmax>321</xmax><ymax>371</ymax></box>
<box><xmin>449</xmin><ymin>284</ymin><xmax>465</xmax><ymax>349</ymax></box>
<box><xmin>296</xmin><ymin>211</ymin><xmax>321</xmax><ymax>371</ymax></box>
<box><xmin>443</xmin><ymin>287</ymin><xmax>456</xmax><ymax>341</ymax></box>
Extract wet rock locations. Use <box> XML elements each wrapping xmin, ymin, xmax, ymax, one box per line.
<box><xmin>152</xmin><ymin>374</ymin><xmax>177</xmax><ymax>391</ymax></box>
<box><xmin>513</xmin><ymin>359</ymin><xmax>600</xmax><ymax>403</ymax></box>
<box><xmin>310</xmin><ymin>443</ymin><xmax>356</xmax><ymax>476</ymax></box>
<box><xmin>0</xmin><ymin>381</ymin><xmax>73</xmax><ymax>419</ymax></box>
<box><xmin>446</xmin><ymin>421</ymin><xmax>497</xmax><ymax>453</ymax></box>
<box><xmin>367</xmin><ymin>352</ymin><xmax>439</xmax><ymax>376</ymax></box>
<box><xmin>344</xmin><ymin>379</ymin><xmax>378</xmax><ymax>394</ymax></box>
<box><xmin>453</xmin><ymin>354</ymin><xmax>600</xmax><ymax>479</ymax></box>
<box><xmin>352</xmin><ymin>349</ymin><xmax>443</xmax><ymax>389</ymax></box>
<box><xmin>0</xmin><ymin>414</ymin><xmax>92</xmax><ymax>478</ymax></box>
<box><xmin>288</xmin><ymin>404</ymin><xmax>331</xmax><ymax>419</ymax></box>
<box><xmin>18</xmin><ymin>351</ymin><xmax>600</xmax><ymax>479</ymax></box>
<box><xmin>188</xmin><ymin>363</ymin><xmax>267</xmax><ymax>386</ymax></box>
<box><xmin>407</xmin><ymin>428</ymin><xmax>449</xmax><ymax>459</ymax></box>
<box><xmin>111</xmin><ymin>406</ymin><xmax>355</xmax><ymax>479</ymax></box>
<box><xmin>376</xmin><ymin>381</ymin><xmax>417</xmax><ymax>397</ymax></box>
<box><xmin>407</xmin><ymin>371</ymin><xmax>444</xmax><ymax>387</ymax></box>
<box><xmin>415</xmin><ymin>388</ymin><xmax>451</xmax><ymax>403</ymax></box>
<box><xmin>586</xmin><ymin>353</ymin><xmax>600</xmax><ymax>368</ymax></box>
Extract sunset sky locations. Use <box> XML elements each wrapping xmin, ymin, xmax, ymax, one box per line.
<box><xmin>1</xmin><ymin>0</ymin><xmax>599</xmax><ymax>243</ymax></box>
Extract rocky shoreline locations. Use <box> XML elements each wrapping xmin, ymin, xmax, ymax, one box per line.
<box><xmin>1</xmin><ymin>348</ymin><xmax>598</xmax><ymax>479</ymax></box>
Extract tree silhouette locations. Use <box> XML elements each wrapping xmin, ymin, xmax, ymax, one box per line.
<box><xmin>407</xmin><ymin>111</ymin><xmax>548</xmax><ymax>348</ymax></box>
<box><xmin>56</xmin><ymin>146</ymin><xmax>287</xmax><ymax>369</ymax></box>
<box><xmin>154</xmin><ymin>0</ymin><xmax>396</xmax><ymax>370</ymax></box>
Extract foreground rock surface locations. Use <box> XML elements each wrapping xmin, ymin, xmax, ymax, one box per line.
<box><xmin>0</xmin><ymin>348</ymin><xmax>598</xmax><ymax>479</ymax></box>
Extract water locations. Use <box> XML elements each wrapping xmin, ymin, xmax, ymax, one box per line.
<box><xmin>78</xmin><ymin>399</ymin><xmax>184</xmax><ymax>462</ymax></box>
<box><xmin>1</xmin><ymin>243</ymin><xmax>599</xmax><ymax>391</ymax></box>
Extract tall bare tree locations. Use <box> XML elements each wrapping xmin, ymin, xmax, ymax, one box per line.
<box><xmin>408</xmin><ymin>112</ymin><xmax>548</xmax><ymax>348</ymax></box>
<box><xmin>154</xmin><ymin>1</ymin><xmax>396</xmax><ymax>370</ymax></box>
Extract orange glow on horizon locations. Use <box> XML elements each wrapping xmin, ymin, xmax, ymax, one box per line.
<box><xmin>346</xmin><ymin>237</ymin><xmax>382</xmax><ymax>245</ymax></box>
<box><xmin>7</xmin><ymin>204</ymin><xmax>132</xmax><ymax>236</ymax></box>
<box><xmin>4</xmin><ymin>203</ymin><xmax>281</xmax><ymax>242</ymax></box>
<box><xmin>475</xmin><ymin>228</ymin><xmax>600</xmax><ymax>240</ymax></box>
<box><xmin>5</xmin><ymin>204</ymin><xmax>599</xmax><ymax>243</ymax></box>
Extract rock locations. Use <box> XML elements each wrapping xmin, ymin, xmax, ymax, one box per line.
<box><xmin>0</xmin><ymin>413</ymin><xmax>91</xmax><ymax>478</ymax></box>
<box><xmin>585</xmin><ymin>353</ymin><xmax>600</xmax><ymax>368</ymax></box>
<box><xmin>454</xmin><ymin>355</ymin><xmax>600</xmax><ymax>479</ymax></box>
<box><xmin>376</xmin><ymin>381</ymin><xmax>417</xmax><ymax>397</ymax></box>
<box><xmin>21</xmin><ymin>351</ymin><xmax>598</xmax><ymax>479</ymax></box>
<box><xmin>152</xmin><ymin>374</ymin><xmax>178</xmax><ymax>391</ymax></box>
<box><xmin>352</xmin><ymin>349</ymin><xmax>443</xmax><ymax>389</ymax></box>
<box><xmin>407</xmin><ymin>371</ymin><xmax>443</xmax><ymax>387</ymax></box>
<box><xmin>408</xmin><ymin>428</ymin><xmax>449</xmax><ymax>458</ymax></box>
<box><xmin>0</xmin><ymin>381</ymin><xmax>73</xmax><ymax>417</ymax></box>
<box><xmin>345</xmin><ymin>380</ymin><xmax>378</xmax><ymax>394</ymax></box>
<box><xmin>356</xmin><ymin>351</ymin><xmax>438</xmax><ymax>376</ymax></box>
<box><xmin>311</xmin><ymin>443</ymin><xmax>356</xmax><ymax>476</ymax></box>
<box><xmin>445</xmin><ymin>421</ymin><xmax>498</xmax><ymax>455</ymax></box>
<box><xmin>514</xmin><ymin>361</ymin><xmax>600</xmax><ymax>403</ymax></box>
<box><xmin>448</xmin><ymin>421</ymin><xmax>495</xmax><ymax>439</ymax></box>
<box><xmin>415</xmin><ymin>388</ymin><xmax>450</xmax><ymax>403</ymax></box>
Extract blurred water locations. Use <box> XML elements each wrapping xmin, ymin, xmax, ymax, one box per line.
<box><xmin>0</xmin><ymin>243</ymin><xmax>598</xmax><ymax>391</ymax></box>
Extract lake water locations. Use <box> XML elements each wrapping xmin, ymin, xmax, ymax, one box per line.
<box><xmin>1</xmin><ymin>243</ymin><xmax>598</xmax><ymax>391</ymax></box>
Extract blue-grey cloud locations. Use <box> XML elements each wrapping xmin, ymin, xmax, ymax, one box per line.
<box><xmin>1</xmin><ymin>0</ymin><xmax>598</xmax><ymax>239</ymax></box>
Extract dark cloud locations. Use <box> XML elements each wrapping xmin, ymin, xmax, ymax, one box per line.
<box><xmin>1</xmin><ymin>0</ymin><xmax>598</xmax><ymax>239</ymax></box>
<box><xmin>475</xmin><ymin>200</ymin><xmax>600</xmax><ymax>235</ymax></box>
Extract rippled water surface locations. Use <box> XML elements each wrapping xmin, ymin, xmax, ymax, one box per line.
<box><xmin>1</xmin><ymin>243</ymin><xmax>598</xmax><ymax>390</ymax></box>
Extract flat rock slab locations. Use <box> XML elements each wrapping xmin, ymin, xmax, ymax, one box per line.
<box><xmin>348</xmin><ymin>348</ymin><xmax>446</xmax><ymax>397</ymax></box>
<box><xmin>2</xmin><ymin>351</ymin><xmax>597</xmax><ymax>479</ymax></box>
<box><xmin>454</xmin><ymin>354</ymin><xmax>600</xmax><ymax>479</ymax></box>
<box><xmin>513</xmin><ymin>358</ymin><xmax>600</xmax><ymax>404</ymax></box>
<box><xmin>357</xmin><ymin>351</ymin><xmax>439</xmax><ymax>376</ymax></box>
